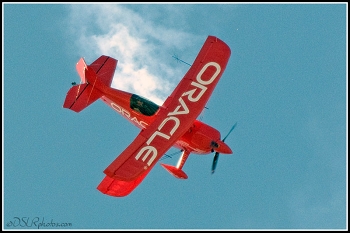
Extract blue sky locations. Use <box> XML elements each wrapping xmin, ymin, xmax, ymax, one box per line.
<box><xmin>3</xmin><ymin>3</ymin><xmax>347</xmax><ymax>230</ymax></box>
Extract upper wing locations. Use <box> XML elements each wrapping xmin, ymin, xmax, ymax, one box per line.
<box><xmin>97</xmin><ymin>36</ymin><xmax>231</xmax><ymax>196</ymax></box>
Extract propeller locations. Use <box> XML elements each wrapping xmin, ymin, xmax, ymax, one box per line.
<box><xmin>211</xmin><ymin>122</ymin><xmax>237</xmax><ymax>174</ymax></box>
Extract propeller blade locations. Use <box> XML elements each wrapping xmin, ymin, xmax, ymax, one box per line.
<box><xmin>211</xmin><ymin>152</ymin><xmax>220</xmax><ymax>174</ymax></box>
<box><xmin>211</xmin><ymin>123</ymin><xmax>237</xmax><ymax>174</ymax></box>
<box><xmin>222</xmin><ymin>122</ymin><xmax>237</xmax><ymax>142</ymax></box>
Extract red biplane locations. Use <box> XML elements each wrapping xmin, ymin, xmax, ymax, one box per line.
<box><xmin>63</xmin><ymin>35</ymin><xmax>235</xmax><ymax>197</ymax></box>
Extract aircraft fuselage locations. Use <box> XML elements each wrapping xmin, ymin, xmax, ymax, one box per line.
<box><xmin>100</xmin><ymin>88</ymin><xmax>229</xmax><ymax>155</ymax></box>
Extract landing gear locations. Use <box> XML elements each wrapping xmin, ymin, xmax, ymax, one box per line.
<box><xmin>160</xmin><ymin>150</ymin><xmax>191</xmax><ymax>179</ymax></box>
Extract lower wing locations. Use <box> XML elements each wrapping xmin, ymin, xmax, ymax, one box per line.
<box><xmin>97</xmin><ymin>167</ymin><xmax>152</xmax><ymax>197</ymax></box>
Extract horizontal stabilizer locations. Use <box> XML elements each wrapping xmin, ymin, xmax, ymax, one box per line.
<box><xmin>63</xmin><ymin>83</ymin><xmax>102</xmax><ymax>112</ymax></box>
<box><xmin>89</xmin><ymin>55</ymin><xmax>117</xmax><ymax>87</ymax></box>
<box><xmin>161</xmin><ymin>164</ymin><xmax>188</xmax><ymax>179</ymax></box>
<box><xmin>75</xmin><ymin>56</ymin><xmax>117</xmax><ymax>87</ymax></box>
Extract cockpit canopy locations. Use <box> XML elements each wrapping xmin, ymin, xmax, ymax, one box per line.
<box><xmin>130</xmin><ymin>94</ymin><xmax>159</xmax><ymax>116</ymax></box>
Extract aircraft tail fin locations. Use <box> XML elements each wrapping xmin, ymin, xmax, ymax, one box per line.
<box><xmin>63</xmin><ymin>56</ymin><xmax>117</xmax><ymax>112</ymax></box>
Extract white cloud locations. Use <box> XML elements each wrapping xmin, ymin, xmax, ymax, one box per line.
<box><xmin>67</xmin><ymin>4</ymin><xmax>202</xmax><ymax>105</ymax></box>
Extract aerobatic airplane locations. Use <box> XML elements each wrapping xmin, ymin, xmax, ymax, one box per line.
<box><xmin>63</xmin><ymin>35</ymin><xmax>235</xmax><ymax>197</ymax></box>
